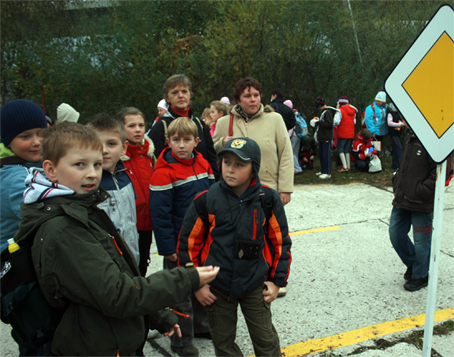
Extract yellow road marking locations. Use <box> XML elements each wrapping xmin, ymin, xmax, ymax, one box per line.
<box><xmin>290</xmin><ymin>226</ymin><xmax>341</xmax><ymax>236</ymax></box>
<box><xmin>280</xmin><ymin>307</ymin><xmax>454</xmax><ymax>356</ymax></box>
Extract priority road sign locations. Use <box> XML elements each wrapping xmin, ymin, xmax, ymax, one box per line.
<box><xmin>385</xmin><ymin>4</ymin><xmax>454</xmax><ymax>164</ymax></box>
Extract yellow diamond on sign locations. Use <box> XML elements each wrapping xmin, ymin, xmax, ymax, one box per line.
<box><xmin>403</xmin><ymin>32</ymin><xmax>454</xmax><ymax>138</ymax></box>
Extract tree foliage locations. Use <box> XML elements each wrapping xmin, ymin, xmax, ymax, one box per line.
<box><xmin>1</xmin><ymin>0</ymin><xmax>451</xmax><ymax>125</ymax></box>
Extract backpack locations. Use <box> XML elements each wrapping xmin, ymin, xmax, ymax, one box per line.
<box><xmin>0</xmin><ymin>233</ymin><xmax>65</xmax><ymax>354</ymax></box>
<box><xmin>193</xmin><ymin>187</ymin><xmax>274</xmax><ymax>237</ymax></box>
<box><xmin>294</xmin><ymin>113</ymin><xmax>308</xmax><ymax>138</ymax></box>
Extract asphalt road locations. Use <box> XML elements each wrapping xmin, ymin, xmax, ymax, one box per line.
<box><xmin>1</xmin><ymin>182</ymin><xmax>453</xmax><ymax>356</ymax></box>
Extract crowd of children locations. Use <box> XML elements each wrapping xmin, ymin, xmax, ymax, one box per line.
<box><xmin>1</xmin><ymin>80</ymin><xmax>414</xmax><ymax>356</ymax></box>
<box><xmin>0</xmin><ymin>74</ymin><xmax>293</xmax><ymax>356</ymax></box>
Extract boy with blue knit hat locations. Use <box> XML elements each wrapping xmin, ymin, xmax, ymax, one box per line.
<box><xmin>178</xmin><ymin>137</ymin><xmax>292</xmax><ymax>356</ymax></box>
<box><xmin>0</xmin><ymin>99</ymin><xmax>49</xmax><ymax>355</ymax></box>
<box><xmin>0</xmin><ymin>99</ymin><xmax>48</xmax><ymax>253</ymax></box>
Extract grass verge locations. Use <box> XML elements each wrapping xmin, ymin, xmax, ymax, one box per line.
<box><xmin>294</xmin><ymin>153</ymin><xmax>394</xmax><ymax>188</ymax></box>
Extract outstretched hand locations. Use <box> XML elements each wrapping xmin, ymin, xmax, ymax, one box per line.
<box><xmin>196</xmin><ymin>266</ymin><xmax>220</xmax><ymax>287</ymax></box>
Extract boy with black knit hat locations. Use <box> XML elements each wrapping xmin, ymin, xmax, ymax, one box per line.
<box><xmin>178</xmin><ymin>137</ymin><xmax>292</xmax><ymax>356</ymax></box>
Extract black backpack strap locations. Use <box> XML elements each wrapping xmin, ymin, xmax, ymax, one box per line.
<box><xmin>259</xmin><ymin>187</ymin><xmax>274</xmax><ymax>236</ymax></box>
<box><xmin>193</xmin><ymin>191</ymin><xmax>209</xmax><ymax>238</ymax></box>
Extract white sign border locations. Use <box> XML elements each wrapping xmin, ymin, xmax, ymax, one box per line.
<box><xmin>385</xmin><ymin>4</ymin><xmax>454</xmax><ymax>163</ymax></box>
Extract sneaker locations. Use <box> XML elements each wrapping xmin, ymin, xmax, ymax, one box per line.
<box><xmin>171</xmin><ymin>345</ymin><xmax>199</xmax><ymax>357</ymax></box>
<box><xmin>404</xmin><ymin>276</ymin><xmax>428</xmax><ymax>291</ymax></box>
<box><xmin>404</xmin><ymin>266</ymin><xmax>413</xmax><ymax>280</ymax></box>
<box><xmin>147</xmin><ymin>329</ymin><xmax>160</xmax><ymax>340</ymax></box>
<box><xmin>337</xmin><ymin>167</ymin><xmax>348</xmax><ymax>173</ymax></box>
<box><xmin>319</xmin><ymin>174</ymin><xmax>331</xmax><ymax>179</ymax></box>
<box><xmin>278</xmin><ymin>287</ymin><xmax>287</xmax><ymax>297</ymax></box>
<box><xmin>315</xmin><ymin>172</ymin><xmax>322</xmax><ymax>176</ymax></box>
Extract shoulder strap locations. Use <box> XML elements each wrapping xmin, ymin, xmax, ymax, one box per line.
<box><xmin>259</xmin><ymin>187</ymin><xmax>274</xmax><ymax>237</ymax></box>
<box><xmin>162</xmin><ymin>120</ymin><xmax>168</xmax><ymax>140</ymax></box>
<box><xmin>371</xmin><ymin>103</ymin><xmax>377</xmax><ymax>120</ymax></box>
<box><xmin>0</xmin><ymin>156</ymin><xmax>28</xmax><ymax>168</ymax></box>
<box><xmin>194</xmin><ymin>191</ymin><xmax>209</xmax><ymax>237</ymax></box>
<box><xmin>193</xmin><ymin>116</ymin><xmax>204</xmax><ymax>131</ymax></box>
<box><xmin>228</xmin><ymin>114</ymin><xmax>234</xmax><ymax>136</ymax></box>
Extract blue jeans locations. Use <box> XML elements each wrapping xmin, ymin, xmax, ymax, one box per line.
<box><xmin>318</xmin><ymin>141</ymin><xmax>331</xmax><ymax>175</ymax></box>
<box><xmin>390</xmin><ymin>135</ymin><xmax>403</xmax><ymax>169</ymax></box>
<box><xmin>291</xmin><ymin>134</ymin><xmax>302</xmax><ymax>173</ymax></box>
<box><xmin>389</xmin><ymin>207</ymin><xmax>433</xmax><ymax>279</ymax></box>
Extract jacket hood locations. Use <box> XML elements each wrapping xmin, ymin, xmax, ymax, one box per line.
<box><xmin>16</xmin><ymin>168</ymin><xmax>109</xmax><ymax>246</ymax></box>
<box><xmin>23</xmin><ymin>168</ymin><xmax>76</xmax><ymax>204</ymax></box>
<box><xmin>0</xmin><ymin>143</ymin><xmax>16</xmax><ymax>159</ymax></box>
<box><xmin>217</xmin><ymin>157</ymin><xmax>261</xmax><ymax>189</ymax></box>
<box><xmin>341</xmin><ymin>104</ymin><xmax>358</xmax><ymax>115</ymax></box>
<box><xmin>121</xmin><ymin>135</ymin><xmax>155</xmax><ymax>162</ymax></box>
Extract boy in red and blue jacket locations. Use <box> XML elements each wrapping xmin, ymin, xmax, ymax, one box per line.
<box><xmin>177</xmin><ymin>137</ymin><xmax>292</xmax><ymax>356</ymax></box>
<box><xmin>149</xmin><ymin>117</ymin><xmax>215</xmax><ymax>356</ymax></box>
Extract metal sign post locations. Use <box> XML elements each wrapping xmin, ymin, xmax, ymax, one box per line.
<box><xmin>422</xmin><ymin>161</ymin><xmax>446</xmax><ymax>357</ymax></box>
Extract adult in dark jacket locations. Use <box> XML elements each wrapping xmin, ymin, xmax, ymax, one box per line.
<box><xmin>148</xmin><ymin>74</ymin><xmax>219</xmax><ymax>178</ymax></box>
<box><xmin>270</xmin><ymin>88</ymin><xmax>296</xmax><ymax>130</ymax></box>
<box><xmin>389</xmin><ymin>131</ymin><xmax>437</xmax><ymax>291</ymax></box>
<box><xmin>310</xmin><ymin>97</ymin><xmax>339</xmax><ymax>179</ymax></box>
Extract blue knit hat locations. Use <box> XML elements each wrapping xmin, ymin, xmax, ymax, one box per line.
<box><xmin>0</xmin><ymin>99</ymin><xmax>47</xmax><ymax>147</ymax></box>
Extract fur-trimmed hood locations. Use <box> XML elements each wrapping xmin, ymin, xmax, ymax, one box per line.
<box><xmin>121</xmin><ymin>135</ymin><xmax>155</xmax><ymax>162</ymax></box>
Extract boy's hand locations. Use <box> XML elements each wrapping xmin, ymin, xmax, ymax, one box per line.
<box><xmin>196</xmin><ymin>266</ymin><xmax>220</xmax><ymax>287</ymax></box>
<box><xmin>163</xmin><ymin>324</ymin><xmax>181</xmax><ymax>338</ymax></box>
<box><xmin>165</xmin><ymin>254</ymin><xmax>177</xmax><ymax>262</ymax></box>
<box><xmin>194</xmin><ymin>284</ymin><xmax>218</xmax><ymax>306</ymax></box>
<box><xmin>262</xmin><ymin>281</ymin><xmax>279</xmax><ymax>303</ymax></box>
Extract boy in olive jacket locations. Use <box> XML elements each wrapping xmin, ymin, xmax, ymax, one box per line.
<box><xmin>14</xmin><ymin>122</ymin><xmax>219</xmax><ymax>356</ymax></box>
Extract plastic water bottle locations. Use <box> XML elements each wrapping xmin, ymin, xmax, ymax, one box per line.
<box><xmin>7</xmin><ymin>238</ymin><xmax>20</xmax><ymax>253</ymax></box>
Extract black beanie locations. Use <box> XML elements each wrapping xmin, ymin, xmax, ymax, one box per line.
<box><xmin>0</xmin><ymin>99</ymin><xmax>47</xmax><ymax>147</ymax></box>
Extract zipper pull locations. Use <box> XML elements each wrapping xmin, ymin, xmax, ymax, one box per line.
<box><xmin>111</xmin><ymin>235</ymin><xmax>123</xmax><ymax>255</ymax></box>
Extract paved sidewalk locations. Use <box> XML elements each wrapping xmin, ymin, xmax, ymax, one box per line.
<box><xmin>1</xmin><ymin>183</ymin><xmax>453</xmax><ymax>356</ymax></box>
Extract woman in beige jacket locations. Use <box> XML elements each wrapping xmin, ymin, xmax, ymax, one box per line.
<box><xmin>212</xmin><ymin>77</ymin><xmax>293</xmax><ymax>206</ymax></box>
